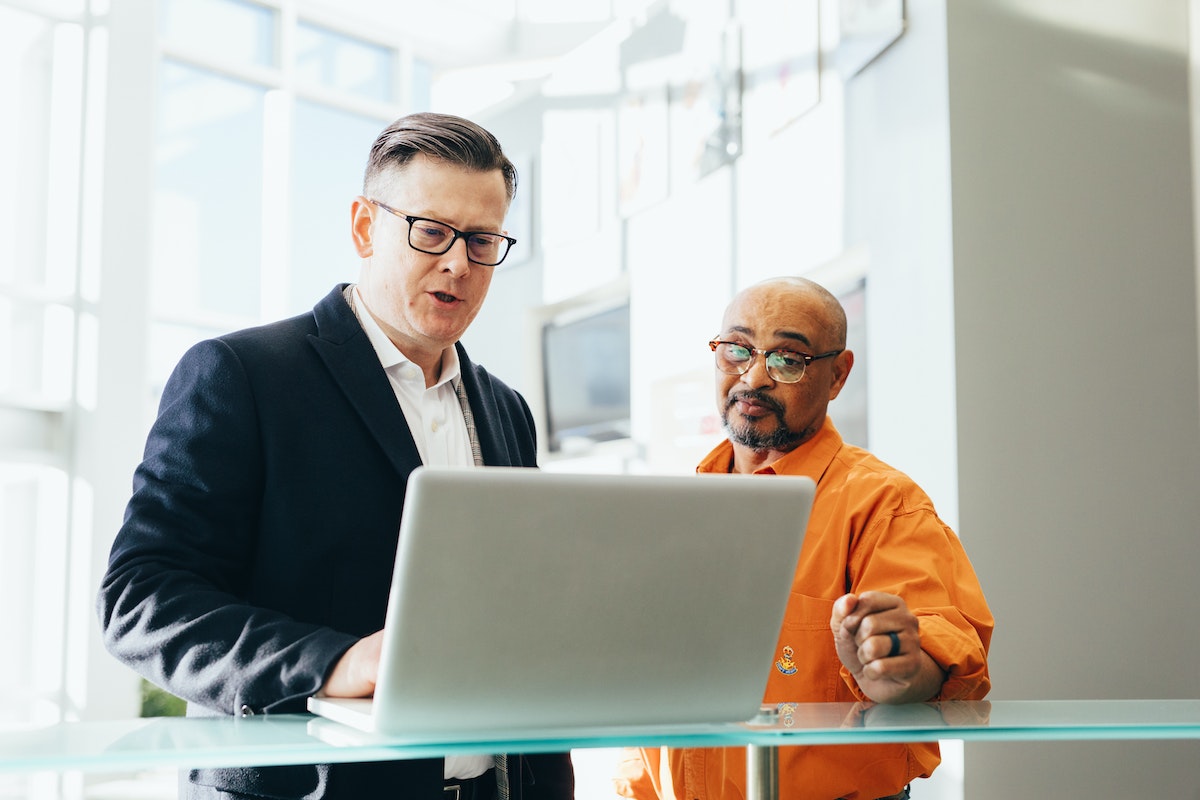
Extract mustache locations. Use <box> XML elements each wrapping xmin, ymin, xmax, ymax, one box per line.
<box><xmin>725</xmin><ymin>389</ymin><xmax>785</xmax><ymax>416</ymax></box>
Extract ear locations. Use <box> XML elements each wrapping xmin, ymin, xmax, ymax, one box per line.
<box><xmin>351</xmin><ymin>197</ymin><xmax>374</xmax><ymax>258</ymax></box>
<box><xmin>826</xmin><ymin>349</ymin><xmax>855</xmax><ymax>402</ymax></box>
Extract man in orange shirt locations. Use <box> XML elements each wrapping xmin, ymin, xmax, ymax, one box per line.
<box><xmin>616</xmin><ymin>277</ymin><xmax>993</xmax><ymax>800</ymax></box>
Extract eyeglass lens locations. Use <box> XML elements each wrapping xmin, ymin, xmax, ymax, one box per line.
<box><xmin>714</xmin><ymin>342</ymin><xmax>807</xmax><ymax>383</ymax></box>
<box><xmin>409</xmin><ymin>219</ymin><xmax>510</xmax><ymax>265</ymax></box>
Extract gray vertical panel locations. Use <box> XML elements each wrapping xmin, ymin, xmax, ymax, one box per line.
<box><xmin>948</xmin><ymin>1</ymin><xmax>1200</xmax><ymax>796</ymax></box>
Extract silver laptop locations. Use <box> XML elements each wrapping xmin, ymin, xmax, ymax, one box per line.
<box><xmin>307</xmin><ymin>466</ymin><xmax>814</xmax><ymax>739</ymax></box>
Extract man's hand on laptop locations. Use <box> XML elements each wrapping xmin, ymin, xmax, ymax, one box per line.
<box><xmin>321</xmin><ymin>629</ymin><xmax>383</xmax><ymax>697</ymax></box>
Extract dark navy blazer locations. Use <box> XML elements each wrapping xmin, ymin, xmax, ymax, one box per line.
<box><xmin>98</xmin><ymin>284</ymin><xmax>572</xmax><ymax>799</ymax></box>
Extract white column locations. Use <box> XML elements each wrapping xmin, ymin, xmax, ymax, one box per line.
<box><xmin>75</xmin><ymin>0</ymin><xmax>158</xmax><ymax>722</ymax></box>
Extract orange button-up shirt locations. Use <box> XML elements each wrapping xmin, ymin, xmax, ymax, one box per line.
<box><xmin>615</xmin><ymin>419</ymin><xmax>993</xmax><ymax>800</ymax></box>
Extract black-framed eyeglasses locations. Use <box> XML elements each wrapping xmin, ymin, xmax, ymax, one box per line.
<box><xmin>709</xmin><ymin>340</ymin><xmax>842</xmax><ymax>384</ymax></box>
<box><xmin>369</xmin><ymin>199</ymin><xmax>517</xmax><ymax>266</ymax></box>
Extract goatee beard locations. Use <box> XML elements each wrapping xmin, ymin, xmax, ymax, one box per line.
<box><xmin>722</xmin><ymin>390</ymin><xmax>806</xmax><ymax>452</ymax></box>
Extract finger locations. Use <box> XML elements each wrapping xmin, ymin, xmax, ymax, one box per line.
<box><xmin>859</xmin><ymin>630</ymin><xmax>902</xmax><ymax>666</ymax></box>
<box><xmin>831</xmin><ymin>593</ymin><xmax>859</xmax><ymax>622</ymax></box>
<box><xmin>841</xmin><ymin>592</ymin><xmax>906</xmax><ymax>633</ymax></box>
<box><xmin>851</xmin><ymin>601</ymin><xmax>915</xmax><ymax>643</ymax></box>
<box><xmin>886</xmin><ymin>630</ymin><xmax>902</xmax><ymax>659</ymax></box>
<box><xmin>852</xmin><ymin>590</ymin><xmax>904</xmax><ymax>616</ymax></box>
<box><xmin>830</xmin><ymin>593</ymin><xmax>861</xmax><ymax>633</ymax></box>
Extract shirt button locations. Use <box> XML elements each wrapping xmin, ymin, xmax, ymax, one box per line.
<box><xmin>431</xmin><ymin>421</ymin><xmax>440</xmax><ymax>432</ymax></box>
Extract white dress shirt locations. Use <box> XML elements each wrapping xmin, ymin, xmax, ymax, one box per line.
<box><xmin>351</xmin><ymin>286</ymin><xmax>472</xmax><ymax>467</ymax></box>
<box><xmin>350</xmin><ymin>286</ymin><xmax>491</xmax><ymax>780</ymax></box>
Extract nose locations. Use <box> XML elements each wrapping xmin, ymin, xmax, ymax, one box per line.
<box><xmin>439</xmin><ymin>236</ymin><xmax>473</xmax><ymax>277</ymax></box>
<box><xmin>739</xmin><ymin>353</ymin><xmax>775</xmax><ymax>389</ymax></box>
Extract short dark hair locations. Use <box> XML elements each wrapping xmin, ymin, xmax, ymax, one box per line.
<box><xmin>363</xmin><ymin>112</ymin><xmax>517</xmax><ymax>202</ymax></box>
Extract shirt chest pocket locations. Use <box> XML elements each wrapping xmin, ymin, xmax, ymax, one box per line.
<box><xmin>764</xmin><ymin>592</ymin><xmax>845</xmax><ymax>703</ymax></box>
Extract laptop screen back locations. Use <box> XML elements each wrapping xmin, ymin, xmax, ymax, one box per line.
<box><xmin>330</xmin><ymin>466</ymin><xmax>814</xmax><ymax>737</ymax></box>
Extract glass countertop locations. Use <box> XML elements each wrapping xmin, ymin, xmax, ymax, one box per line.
<box><xmin>2</xmin><ymin>699</ymin><xmax>1198</xmax><ymax>776</ymax></box>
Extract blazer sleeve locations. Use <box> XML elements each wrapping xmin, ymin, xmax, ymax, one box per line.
<box><xmin>96</xmin><ymin>337</ymin><xmax>356</xmax><ymax>716</ymax></box>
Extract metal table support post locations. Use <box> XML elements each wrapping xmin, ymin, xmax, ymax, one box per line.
<box><xmin>746</xmin><ymin>742</ymin><xmax>780</xmax><ymax>800</ymax></box>
<box><xmin>746</xmin><ymin>705</ymin><xmax>781</xmax><ymax>800</ymax></box>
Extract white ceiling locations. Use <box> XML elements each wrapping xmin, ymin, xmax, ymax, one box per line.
<box><xmin>305</xmin><ymin>0</ymin><xmax>620</xmax><ymax>72</ymax></box>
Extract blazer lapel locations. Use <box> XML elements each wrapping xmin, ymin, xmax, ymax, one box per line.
<box><xmin>456</xmin><ymin>343</ymin><xmax>515</xmax><ymax>467</ymax></box>
<box><xmin>306</xmin><ymin>285</ymin><xmax>423</xmax><ymax>478</ymax></box>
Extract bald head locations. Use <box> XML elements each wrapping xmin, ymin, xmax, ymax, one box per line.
<box><xmin>714</xmin><ymin>275</ymin><xmax>854</xmax><ymax>466</ymax></box>
<box><xmin>723</xmin><ymin>277</ymin><xmax>848</xmax><ymax>352</ymax></box>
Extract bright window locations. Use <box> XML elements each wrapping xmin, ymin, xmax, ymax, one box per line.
<box><xmin>295</xmin><ymin>22</ymin><xmax>393</xmax><ymax>101</ymax></box>
<box><xmin>159</xmin><ymin>0</ymin><xmax>276</xmax><ymax>67</ymax></box>
<box><xmin>0</xmin><ymin>4</ymin><xmax>82</xmax><ymax>737</ymax></box>
<box><xmin>0</xmin><ymin>0</ymin><xmax>418</xmax><ymax>743</ymax></box>
<box><xmin>153</xmin><ymin>59</ymin><xmax>267</xmax><ymax>322</ymax></box>
<box><xmin>288</xmin><ymin>100</ymin><xmax>382</xmax><ymax>313</ymax></box>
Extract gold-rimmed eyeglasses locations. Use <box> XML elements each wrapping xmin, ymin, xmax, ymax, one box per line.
<box><xmin>709</xmin><ymin>340</ymin><xmax>842</xmax><ymax>384</ymax></box>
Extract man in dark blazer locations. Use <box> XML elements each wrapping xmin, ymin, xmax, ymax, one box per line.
<box><xmin>97</xmin><ymin>113</ymin><xmax>574</xmax><ymax>800</ymax></box>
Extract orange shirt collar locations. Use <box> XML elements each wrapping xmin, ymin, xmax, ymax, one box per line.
<box><xmin>696</xmin><ymin>416</ymin><xmax>844</xmax><ymax>483</ymax></box>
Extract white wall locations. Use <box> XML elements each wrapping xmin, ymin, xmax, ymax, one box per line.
<box><xmin>947</xmin><ymin>1</ymin><xmax>1200</xmax><ymax>796</ymax></box>
<box><xmin>840</xmin><ymin>0</ymin><xmax>960</xmax><ymax>526</ymax></box>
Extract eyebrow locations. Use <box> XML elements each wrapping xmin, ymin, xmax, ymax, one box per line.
<box><xmin>727</xmin><ymin>325</ymin><xmax>814</xmax><ymax>349</ymax></box>
<box><xmin>407</xmin><ymin>209</ymin><xmax>504</xmax><ymax>234</ymax></box>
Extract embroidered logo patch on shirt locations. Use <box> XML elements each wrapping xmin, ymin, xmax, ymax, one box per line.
<box><xmin>775</xmin><ymin>645</ymin><xmax>797</xmax><ymax>675</ymax></box>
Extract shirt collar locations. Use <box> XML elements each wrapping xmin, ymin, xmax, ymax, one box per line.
<box><xmin>352</xmin><ymin>284</ymin><xmax>461</xmax><ymax>389</ymax></box>
<box><xmin>697</xmin><ymin>417</ymin><xmax>843</xmax><ymax>482</ymax></box>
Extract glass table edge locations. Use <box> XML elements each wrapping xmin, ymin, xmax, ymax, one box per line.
<box><xmin>1</xmin><ymin>699</ymin><xmax>1198</xmax><ymax>776</ymax></box>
